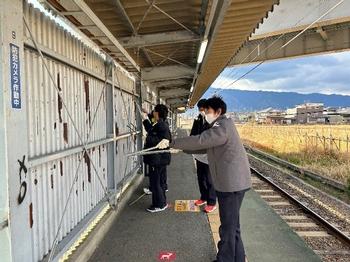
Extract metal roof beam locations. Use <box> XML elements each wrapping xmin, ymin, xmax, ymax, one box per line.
<box><xmin>159</xmin><ymin>88</ymin><xmax>189</xmax><ymax>98</ymax></box>
<box><xmin>229</xmin><ymin>21</ymin><xmax>350</xmax><ymax>67</ymax></box>
<box><xmin>149</xmin><ymin>79</ymin><xmax>191</xmax><ymax>89</ymax></box>
<box><xmin>111</xmin><ymin>0</ymin><xmax>155</xmax><ymax>66</ymax></box>
<box><xmin>120</xmin><ymin>31</ymin><xmax>200</xmax><ymax>48</ymax></box>
<box><xmin>167</xmin><ymin>97</ymin><xmax>188</xmax><ymax>105</ymax></box>
<box><xmin>141</xmin><ymin>65</ymin><xmax>195</xmax><ymax>82</ymax></box>
<box><xmin>72</xmin><ymin>0</ymin><xmax>140</xmax><ymax>71</ymax></box>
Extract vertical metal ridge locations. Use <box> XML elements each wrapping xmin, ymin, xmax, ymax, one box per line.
<box><xmin>18</xmin><ymin>3</ymin><xmax>139</xmax><ymax>261</ymax></box>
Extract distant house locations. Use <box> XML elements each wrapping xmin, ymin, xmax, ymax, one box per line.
<box><xmin>284</xmin><ymin>108</ymin><xmax>297</xmax><ymax>124</ymax></box>
<box><xmin>256</xmin><ymin>107</ymin><xmax>284</xmax><ymax>124</ymax></box>
<box><xmin>228</xmin><ymin>112</ymin><xmax>255</xmax><ymax>123</ymax></box>
<box><xmin>231</xmin><ymin>103</ymin><xmax>350</xmax><ymax>125</ymax></box>
<box><xmin>282</xmin><ymin>103</ymin><xmax>324</xmax><ymax>124</ymax></box>
<box><xmin>337</xmin><ymin>108</ymin><xmax>350</xmax><ymax>123</ymax></box>
<box><xmin>266</xmin><ymin>115</ymin><xmax>286</xmax><ymax>124</ymax></box>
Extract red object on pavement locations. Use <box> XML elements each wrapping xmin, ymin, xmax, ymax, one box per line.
<box><xmin>158</xmin><ymin>251</ymin><xmax>176</xmax><ymax>261</ymax></box>
<box><xmin>194</xmin><ymin>199</ymin><xmax>207</xmax><ymax>206</ymax></box>
<box><xmin>204</xmin><ymin>205</ymin><xmax>217</xmax><ymax>213</ymax></box>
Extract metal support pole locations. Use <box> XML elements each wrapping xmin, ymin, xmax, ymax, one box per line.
<box><xmin>106</xmin><ymin>62</ymin><xmax>115</xmax><ymax>190</ymax></box>
<box><xmin>0</xmin><ymin>0</ymin><xmax>32</xmax><ymax>261</ymax></box>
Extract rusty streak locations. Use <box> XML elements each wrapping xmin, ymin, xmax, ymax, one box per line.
<box><xmin>60</xmin><ymin>161</ymin><xmax>63</xmax><ymax>176</ymax></box>
<box><xmin>57</xmin><ymin>73</ymin><xmax>63</xmax><ymax>123</ymax></box>
<box><xmin>84</xmin><ymin>76</ymin><xmax>91</xmax><ymax>127</ymax></box>
<box><xmin>29</xmin><ymin>203</ymin><xmax>33</xmax><ymax>228</ymax></box>
<box><xmin>115</xmin><ymin>123</ymin><xmax>119</xmax><ymax>136</ymax></box>
<box><xmin>50</xmin><ymin>174</ymin><xmax>54</xmax><ymax>189</ymax></box>
<box><xmin>98</xmin><ymin>146</ymin><xmax>101</xmax><ymax>167</ymax></box>
<box><xmin>83</xmin><ymin>151</ymin><xmax>91</xmax><ymax>183</ymax></box>
<box><xmin>63</xmin><ymin>123</ymin><xmax>68</xmax><ymax>144</ymax></box>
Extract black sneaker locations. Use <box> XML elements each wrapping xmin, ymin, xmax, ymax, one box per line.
<box><xmin>146</xmin><ymin>204</ymin><xmax>168</xmax><ymax>213</ymax></box>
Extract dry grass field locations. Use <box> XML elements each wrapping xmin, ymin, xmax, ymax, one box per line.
<box><xmin>237</xmin><ymin>124</ymin><xmax>350</xmax><ymax>186</ymax></box>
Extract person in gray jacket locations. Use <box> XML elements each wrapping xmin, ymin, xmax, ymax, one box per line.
<box><xmin>158</xmin><ymin>96</ymin><xmax>251</xmax><ymax>262</ymax></box>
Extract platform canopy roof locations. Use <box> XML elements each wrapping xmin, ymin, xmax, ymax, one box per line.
<box><xmin>44</xmin><ymin>0</ymin><xmax>278</xmax><ymax>108</ymax></box>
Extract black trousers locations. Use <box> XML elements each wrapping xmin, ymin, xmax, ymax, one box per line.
<box><xmin>161</xmin><ymin>168</ymin><xmax>168</xmax><ymax>191</ymax></box>
<box><xmin>216</xmin><ymin>189</ymin><xmax>247</xmax><ymax>262</ymax></box>
<box><xmin>196</xmin><ymin>160</ymin><xmax>216</xmax><ymax>205</ymax></box>
<box><xmin>149</xmin><ymin>165</ymin><xmax>167</xmax><ymax>208</ymax></box>
<box><xmin>146</xmin><ymin>164</ymin><xmax>168</xmax><ymax>191</ymax></box>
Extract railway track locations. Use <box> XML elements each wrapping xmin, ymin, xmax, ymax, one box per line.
<box><xmin>250</xmin><ymin>166</ymin><xmax>350</xmax><ymax>262</ymax></box>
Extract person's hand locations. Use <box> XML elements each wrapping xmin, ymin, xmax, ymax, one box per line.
<box><xmin>170</xmin><ymin>149</ymin><xmax>181</xmax><ymax>154</ymax></box>
<box><xmin>142</xmin><ymin>112</ymin><xmax>148</xmax><ymax>120</ymax></box>
<box><xmin>157</xmin><ymin>139</ymin><xmax>170</xmax><ymax>149</ymax></box>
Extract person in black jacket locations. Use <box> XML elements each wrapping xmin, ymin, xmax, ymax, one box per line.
<box><xmin>143</xmin><ymin>111</ymin><xmax>168</xmax><ymax>195</ymax></box>
<box><xmin>190</xmin><ymin>99</ymin><xmax>217</xmax><ymax>213</ymax></box>
<box><xmin>142</xmin><ymin>104</ymin><xmax>171</xmax><ymax>213</ymax></box>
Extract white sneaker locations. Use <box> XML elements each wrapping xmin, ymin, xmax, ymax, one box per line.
<box><xmin>146</xmin><ymin>204</ymin><xmax>168</xmax><ymax>213</ymax></box>
<box><xmin>143</xmin><ymin>188</ymin><xmax>152</xmax><ymax>195</ymax></box>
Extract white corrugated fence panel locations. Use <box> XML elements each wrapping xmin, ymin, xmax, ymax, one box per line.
<box><xmin>12</xmin><ymin>3</ymin><xmax>139</xmax><ymax>261</ymax></box>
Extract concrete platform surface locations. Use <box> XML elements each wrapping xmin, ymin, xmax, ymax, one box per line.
<box><xmin>87</xmin><ymin>130</ymin><xmax>321</xmax><ymax>262</ymax></box>
<box><xmin>88</xmin><ymin>151</ymin><xmax>217</xmax><ymax>262</ymax></box>
<box><xmin>240</xmin><ymin>190</ymin><xmax>321</xmax><ymax>262</ymax></box>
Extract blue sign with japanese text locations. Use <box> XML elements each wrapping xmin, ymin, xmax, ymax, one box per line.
<box><xmin>10</xmin><ymin>43</ymin><xmax>21</xmax><ymax>109</ymax></box>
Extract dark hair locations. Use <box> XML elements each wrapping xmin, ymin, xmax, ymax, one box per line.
<box><xmin>204</xmin><ymin>95</ymin><xmax>227</xmax><ymax>115</ymax></box>
<box><xmin>197</xmin><ymin>99</ymin><xmax>207</xmax><ymax>109</ymax></box>
<box><xmin>154</xmin><ymin>104</ymin><xmax>169</xmax><ymax>119</ymax></box>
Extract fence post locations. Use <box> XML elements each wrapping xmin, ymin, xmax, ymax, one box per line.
<box><xmin>0</xmin><ymin>0</ymin><xmax>32</xmax><ymax>260</ymax></box>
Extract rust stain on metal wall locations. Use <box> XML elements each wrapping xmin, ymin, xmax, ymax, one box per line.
<box><xmin>115</xmin><ymin>123</ymin><xmax>119</xmax><ymax>136</ymax></box>
<box><xmin>57</xmin><ymin>73</ymin><xmax>63</xmax><ymax>123</ymax></box>
<box><xmin>98</xmin><ymin>146</ymin><xmax>101</xmax><ymax>167</ymax></box>
<box><xmin>83</xmin><ymin>151</ymin><xmax>91</xmax><ymax>183</ymax></box>
<box><xmin>50</xmin><ymin>174</ymin><xmax>54</xmax><ymax>189</ymax></box>
<box><xmin>63</xmin><ymin>123</ymin><xmax>68</xmax><ymax>144</ymax></box>
<box><xmin>84</xmin><ymin>76</ymin><xmax>91</xmax><ymax>127</ymax></box>
<box><xmin>60</xmin><ymin>161</ymin><xmax>63</xmax><ymax>176</ymax></box>
<box><xmin>29</xmin><ymin>203</ymin><xmax>33</xmax><ymax>228</ymax></box>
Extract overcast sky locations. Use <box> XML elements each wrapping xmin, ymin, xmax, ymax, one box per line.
<box><xmin>211</xmin><ymin>51</ymin><xmax>350</xmax><ymax>96</ymax></box>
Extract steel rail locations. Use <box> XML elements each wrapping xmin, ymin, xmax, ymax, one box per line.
<box><xmin>251</xmin><ymin>167</ymin><xmax>350</xmax><ymax>246</ymax></box>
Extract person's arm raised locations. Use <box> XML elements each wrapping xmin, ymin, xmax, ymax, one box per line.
<box><xmin>171</xmin><ymin>122</ymin><xmax>227</xmax><ymax>151</ymax></box>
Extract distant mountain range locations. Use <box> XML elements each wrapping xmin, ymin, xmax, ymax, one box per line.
<box><xmin>204</xmin><ymin>89</ymin><xmax>350</xmax><ymax>112</ymax></box>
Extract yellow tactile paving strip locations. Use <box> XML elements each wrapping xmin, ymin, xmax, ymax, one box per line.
<box><xmin>59</xmin><ymin>205</ymin><xmax>111</xmax><ymax>261</ymax></box>
<box><xmin>207</xmin><ymin>207</ymin><xmax>249</xmax><ymax>262</ymax></box>
<box><xmin>207</xmin><ymin>207</ymin><xmax>220</xmax><ymax>252</ymax></box>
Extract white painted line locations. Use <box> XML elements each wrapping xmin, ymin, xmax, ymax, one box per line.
<box><xmin>260</xmin><ymin>195</ymin><xmax>281</xmax><ymax>199</ymax></box>
<box><xmin>281</xmin><ymin>215</ymin><xmax>308</xmax><ymax>220</ymax></box>
<box><xmin>297</xmin><ymin>231</ymin><xmax>330</xmax><ymax>237</ymax></box>
<box><xmin>268</xmin><ymin>202</ymin><xmax>291</xmax><ymax>206</ymax></box>
<box><xmin>287</xmin><ymin>222</ymin><xmax>318</xmax><ymax>228</ymax></box>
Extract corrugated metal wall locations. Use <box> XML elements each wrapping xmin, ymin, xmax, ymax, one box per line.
<box><xmin>113</xmin><ymin>72</ymin><xmax>138</xmax><ymax>189</ymax></box>
<box><xmin>19</xmin><ymin>3</ymin><xmax>141</xmax><ymax>261</ymax></box>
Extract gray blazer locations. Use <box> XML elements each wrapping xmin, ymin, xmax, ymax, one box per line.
<box><xmin>171</xmin><ymin>115</ymin><xmax>251</xmax><ymax>192</ymax></box>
